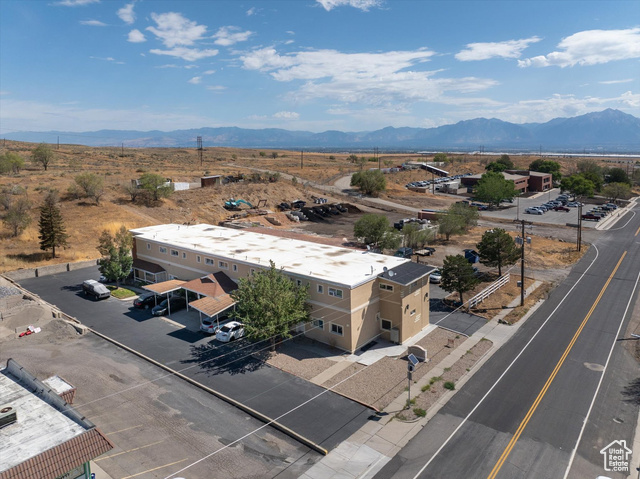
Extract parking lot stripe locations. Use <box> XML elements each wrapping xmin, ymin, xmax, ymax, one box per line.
<box><xmin>120</xmin><ymin>459</ymin><xmax>188</xmax><ymax>479</ymax></box>
<box><xmin>95</xmin><ymin>440</ymin><xmax>165</xmax><ymax>462</ymax></box>
<box><xmin>103</xmin><ymin>425</ymin><xmax>143</xmax><ymax>435</ymax></box>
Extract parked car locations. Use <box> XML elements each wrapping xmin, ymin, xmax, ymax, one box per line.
<box><xmin>553</xmin><ymin>205</ymin><xmax>570</xmax><ymax>212</ymax></box>
<box><xmin>429</xmin><ymin>270</ymin><xmax>442</xmax><ymax>284</ymax></box>
<box><xmin>201</xmin><ymin>315</ymin><xmax>229</xmax><ymax>334</ymax></box>
<box><xmin>394</xmin><ymin>247</ymin><xmax>414</xmax><ymax>258</ymax></box>
<box><xmin>82</xmin><ymin>279</ymin><xmax>110</xmax><ymax>300</ymax></box>
<box><xmin>536</xmin><ymin>205</ymin><xmax>549</xmax><ymax>212</ymax></box>
<box><xmin>415</xmin><ymin>247</ymin><xmax>436</xmax><ymax>256</ymax></box>
<box><xmin>525</xmin><ymin>207</ymin><xmax>543</xmax><ymax>215</ymax></box>
<box><xmin>151</xmin><ymin>296</ymin><xmax>187</xmax><ymax>316</ymax></box>
<box><xmin>581</xmin><ymin>214</ymin><xmax>601</xmax><ymax>221</ymax></box>
<box><xmin>133</xmin><ymin>292</ymin><xmax>157</xmax><ymax>309</ymax></box>
<box><xmin>216</xmin><ymin>321</ymin><xmax>245</xmax><ymax>342</ymax></box>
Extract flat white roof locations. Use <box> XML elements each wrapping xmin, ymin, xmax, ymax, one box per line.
<box><xmin>130</xmin><ymin>224</ymin><xmax>410</xmax><ymax>289</ymax></box>
<box><xmin>0</xmin><ymin>369</ymin><xmax>85</xmax><ymax>471</ymax></box>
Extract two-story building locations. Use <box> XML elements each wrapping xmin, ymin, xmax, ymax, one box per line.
<box><xmin>130</xmin><ymin>224</ymin><xmax>435</xmax><ymax>353</ymax></box>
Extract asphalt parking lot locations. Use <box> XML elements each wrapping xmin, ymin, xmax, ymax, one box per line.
<box><xmin>428</xmin><ymin>282</ymin><xmax>487</xmax><ymax>337</ymax></box>
<box><xmin>1</xmin><ymin>323</ymin><xmax>316</xmax><ymax>479</ymax></box>
<box><xmin>17</xmin><ymin>266</ymin><xmax>372</xmax><ymax>453</ymax></box>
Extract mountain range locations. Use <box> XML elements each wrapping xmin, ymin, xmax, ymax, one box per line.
<box><xmin>4</xmin><ymin>109</ymin><xmax>640</xmax><ymax>152</ymax></box>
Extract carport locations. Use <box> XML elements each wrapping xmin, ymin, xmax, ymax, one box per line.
<box><xmin>142</xmin><ymin>279</ymin><xmax>186</xmax><ymax>316</ymax></box>
<box><xmin>182</xmin><ymin>273</ymin><xmax>237</xmax><ymax>330</ymax></box>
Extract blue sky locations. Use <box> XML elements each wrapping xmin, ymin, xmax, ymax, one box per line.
<box><xmin>1</xmin><ymin>0</ymin><xmax>639</xmax><ymax>134</ymax></box>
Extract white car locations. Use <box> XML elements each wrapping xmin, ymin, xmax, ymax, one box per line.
<box><xmin>429</xmin><ymin>270</ymin><xmax>442</xmax><ymax>284</ymax></box>
<box><xmin>525</xmin><ymin>207</ymin><xmax>543</xmax><ymax>215</ymax></box>
<box><xmin>216</xmin><ymin>321</ymin><xmax>245</xmax><ymax>342</ymax></box>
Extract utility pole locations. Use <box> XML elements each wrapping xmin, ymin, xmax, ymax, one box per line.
<box><xmin>376</xmin><ymin>147</ymin><xmax>380</xmax><ymax>170</ymax></box>
<box><xmin>121</xmin><ymin>142</ymin><xmax>124</xmax><ymax>157</ymax></box>
<box><xmin>514</xmin><ymin>219</ymin><xmax>532</xmax><ymax>306</ymax></box>
<box><xmin>577</xmin><ymin>203</ymin><xmax>583</xmax><ymax>251</ymax></box>
<box><xmin>300</xmin><ymin>150</ymin><xmax>304</xmax><ymax>169</ymax></box>
<box><xmin>57</xmin><ymin>136</ymin><xmax>60</xmax><ymax>150</ymax></box>
<box><xmin>197</xmin><ymin>136</ymin><xmax>203</xmax><ymax>166</ymax></box>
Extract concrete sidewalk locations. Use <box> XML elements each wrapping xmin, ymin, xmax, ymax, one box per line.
<box><xmin>300</xmin><ymin>281</ymin><xmax>544</xmax><ymax>479</ymax></box>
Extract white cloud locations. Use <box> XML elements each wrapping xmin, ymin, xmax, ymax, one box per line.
<box><xmin>518</xmin><ymin>28</ymin><xmax>640</xmax><ymax>67</ymax></box>
<box><xmin>127</xmin><ymin>29</ymin><xmax>146</xmax><ymax>43</ymax></box>
<box><xmin>146</xmin><ymin>12</ymin><xmax>207</xmax><ymax>48</ymax></box>
<box><xmin>89</xmin><ymin>56</ymin><xmax>124</xmax><ymax>64</ymax></box>
<box><xmin>246</xmin><ymin>7</ymin><xmax>257</xmax><ymax>16</ymax></box>
<box><xmin>203</xmin><ymin>70</ymin><xmax>216</xmax><ymax>75</ymax></box>
<box><xmin>240</xmin><ymin>46</ymin><xmax>497</xmax><ymax>108</ymax></box>
<box><xmin>150</xmin><ymin>47</ymin><xmax>218</xmax><ymax>62</ymax></box>
<box><xmin>212</xmin><ymin>26</ymin><xmax>253</xmax><ymax>46</ymax></box>
<box><xmin>54</xmin><ymin>0</ymin><xmax>99</xmax><ymax>6</ymax></box>
<box><xmin>188</xmin><ymin>76</ymin><xmax>202</xmax><ymax>84</ymax></box>
<box><xmin>316</xmin><ymin>0</ymin><xmax>382</xmax><ymax>11</ymax></box>
<box><xmin>599</xmin><ymin>79</ymin><xmax>634</xmax><ymax>85</ymax></box>
<box><xmin>80</xmin><ymin>19</ymin><xmax>107</xmax><ymax>26</ymax></box>
<box><xmin>273</xmin><ymin>111</ymin><xmax>300</xmax><ymax>119</ymax></box>
<box><xmin>206</xmin><ymin>85</ymin><xmax>227</xmax><ymax>91</ymax></box>
<box><xmin>455</xmin><ymin>37</ymin><xmax>541</xmax><ymax>61</ymax></box>
<box><xmin>117</xmin><ymin>3</ymin><xmax>135</xmax><ymax>25</ymax></box>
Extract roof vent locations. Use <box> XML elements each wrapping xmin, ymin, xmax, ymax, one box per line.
<box><xmin>0</xmin><ymin>405</ymin><xmax>17</xmax><ymax>429</ymax></box>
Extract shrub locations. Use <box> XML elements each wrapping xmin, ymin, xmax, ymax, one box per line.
<box><xmin>413</xmin><ymin>408</ymin><xmax>426</xmax><ymax>417</ymax></box>
<box><xmin>429</xmin><ymin>376</ymin><xmax>442</xmax><ymax>385</ymax></box>
<box><xmin>444</xmin><ymin>381</ymin><xmax>456</xmax><ymax>390</ymax></box>
<box><xmin>421</xmin><ymin>384</ymin><xmax>430</xmax><ymax>392</ymax></box>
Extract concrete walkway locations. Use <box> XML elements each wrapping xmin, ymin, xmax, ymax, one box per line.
<box><xmin>300</xmin><ymin>281</ymin><xmax>544</xmax><ymax>479</ymax></box>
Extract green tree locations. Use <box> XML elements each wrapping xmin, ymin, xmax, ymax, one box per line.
<box><xmin>433</xmin><ymin>153</ymin><xmax>448</xmax><ymax>163</ymax></box>
<box><xmin>448</xmin><ymin>202</ymin><xmax>479</xmax><ymax>231</ymax></box>
<box><xmin>231</xmin><ymin>261</ymin><xmax>310</xmax><ymax>349</ymax></box>
<box><xmin>560</xmin><ymin>174</ymin><xmax>594</xmax><ymax>198</ymax></box>
<box><xmin>38</xmin><ymin>191</ymin><xmax>68</xmax><ymax>258</ymax></box>
<box><xmin>139</xmin><ymin>173</ymin><xmax>173</xmax><ymax>201</ymax></box>
<box><xmin>350</xmin><ymin>170</ymin><xmax>386</xmax><ymax>196</ymax></box>
<box><xmin>529</xmin><ymin>159</ymin><xmax>562</xmax><ymax>182</ymax></box>
<box><xmin>3</xmin><ymin>197</ymin><xmax>31</xmax><ymax>237</ymax></box>
<box><xmin>486</xmin><ymin>161</ymin><xmax>508</xmax><ymax>173</ymax></box>
<box><xmin>579</xmin><ymin>170</ymin><xmax>603</xmax><ymax>191</ymax></box>
<box><xmin>437</xmin><ymin>212</ymin><xmax>465</xmax><ymax>241</ymax></box>
<box><xmin>576</xmin><ymin>159</ymin><xmax>601</xmax><ymax>176</ymax></box>
<box><xmin>354</xmin><ymin>213</ymin><xmax>400</xmax><ymax>250</ymax></box>
<box><xmin>0</xmin><ymin>152</ymin><xmax>25</xmax><ymax>174</ymax></box>
<box><xmin>97</xmin><ymin>226</ymin><xmax>133</xmax><ymax>287</ymax></box>
<box><xmin>601</xmin><ymin>182</ymin><xmax>631</xmax><ymax>202</ymax></box>
<box><xmin>440</xmin><ymin>254</ymin><xmax>480</xmax><ymax>304</ymax></box>
<box><xmin>401</xmin><ymin>223</ymin><xmax>435</xmax><ymax>249</ymax></box>
<box><xmin>74</xmin><ymin>172</ymin><xmax>105</xmax><ymax>205</ymax></box>
<box><xmin>474</xmin><ymin>171</ymin><xmax>518</xmax><ymax>207</ymax></box>
<box><xmin>476</xmin><ymin>228</ymin><xmax>519</xmax><ymax>276</ymax></box>
<box><xmin>31</xmin><ymin>143</ymin><xmax>55</xmax><ymax>171</ymax></box>
<box><xmin>605</xmin><ymin>167</ymin><xmax>630</xmax><ymax>185</ymax></box>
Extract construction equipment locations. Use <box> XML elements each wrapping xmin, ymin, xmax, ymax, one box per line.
<box><xmin>223</xmin><ymin>198</ymin><xmax>253</xmax><ymax>211</ymax></box>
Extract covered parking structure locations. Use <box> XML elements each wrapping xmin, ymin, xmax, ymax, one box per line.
<box><xmin>142</xmin><ymin>279</ymin><xmax>186</xmax><ymax>316</ymax></box>
<box><xmin>181</xmin><ymin>273</ymin><xmax>238</xmax><ymax>330</ymax></box>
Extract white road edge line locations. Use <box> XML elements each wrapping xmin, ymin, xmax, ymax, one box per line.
<box><xmin>410</xmin><ymin>244</ymin><xmax>601</xmax><ymax>479</ymax></box>
<box><xmin>562</xmin><ymin>265</ymin><xmax>640</xmax><ymax>479</ymax></box>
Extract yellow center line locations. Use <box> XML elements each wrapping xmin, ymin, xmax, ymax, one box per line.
<box><xmin>95</xmin><ymin>440</ymin><xmax>165</xmax><ymax>461</ymax></box>
<box><xmin>635</xmin><ymin>225</ymin><xmax>640</xmax><ymax>237</ymax></box>
<box><xmin>102</xmin><ymin>425</ymin><xmax>143</xmax><ymax>435</ymax></box>
<box><xmin>120</xmin><ymin>458</ymin><xmax>188</xmax><ymax>479</ymax></box>
<box><xmin>487</xmin><ymin>251</ymin><xmax>627</xmax><ymax>479</ymax></box>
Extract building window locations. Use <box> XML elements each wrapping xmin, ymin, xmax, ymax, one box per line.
<box><xmin>317</xmin><ymin>284</ymin><xmax>324</xmax><ymax>294</ymax></box>
<box><xmin>159</xmin><ymin>246</ymin><xmax>167</xmax><ymax>254</ymax></box>
<box><xmin>328</xmin><ymin>288</ymin><xmax>343</xmax><ymax>299</ymax></box>
<box><xmin>146</xmin><ymin>243</ymin><xmax>151</xmax><ymax>250</ymax></box>
<box><xmin>232</xmin><ymin>264</ymin><xmax>238</xmax><ymax>272</ymax></box>
<box><xmin>296</xmin><ymin>279</ymin><xmax>302</xmax><ymax>287</ymax></box>
<box><xmin>410</xmin><ymin>309</ymin><xmax>416</xmax><ymax>316</ymax></box>
<box><xmin>381</xmin><ymin>319</ymin><xmax>392</xmax><ymax>331</ymax></box>
<box><xmin>219</xmin><ymin>261</ymin><xmax>228</xmax><ymax>270</ymax></box>
<box><xmin>170</xmin><ymin>249</ymin><xmax>179</xmax><ymax>257</ymax></box>
<box><xmin>312</xmin><ymin>319</ymin><xmax>324</xmax><ymax>330</ymax></box>
<box><xmin>331</xmin><ymin>324</ymin><xmax>343</xmax><ymax>336</ymax></box>
<box><xmin>182</xmin><ymin>252</ymin><xmax>187</xmax><ymax>259</ymax></box>
<box><xmin>205</xmin><ymin>258</ymin><xmax>214</xmax><ymax>265</ymax></box>
<box><xmin>379</xmin><ymin>283</ymin><xmax>394</xmax><ymax>292</ymax></box>
<box><xmin>196</xmin><ymin>255</ymin><xmax>201</xmax><ymax>263</ymax></box>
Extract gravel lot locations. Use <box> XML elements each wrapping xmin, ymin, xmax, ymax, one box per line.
<box><xmin>398</xmin><ymin>339</ymin><xmax>494</xmax><ymax>421</ymax></box>
<box><xmin>268</xmin><ymin>328</ymin><xmax>466</xmax><ymax>411</ymax></box>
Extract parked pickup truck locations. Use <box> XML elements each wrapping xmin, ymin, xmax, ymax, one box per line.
<box><xmin>581</xmin><ymin>214</ymin><xmax>601</xmax><ymax>222</ymax></box>
<box><xmin>82</xmin><ymin>279</ymin><xmax>111</xmax><ymax>299</ymax></box>
<box><xmin>415</xmin><ymin>247</ymin><xmax>436</xmax><ymax>256</ymax></box>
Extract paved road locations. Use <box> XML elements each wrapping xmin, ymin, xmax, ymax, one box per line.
<box><xmin>376</xmin><ymin>204</ymin><xmax>640</xmax><ymax>478</ymax></box>
<box><xmin>17</xmin><ymin>269</ymin><xmax>372</xmax><ymax>453</ymax></box>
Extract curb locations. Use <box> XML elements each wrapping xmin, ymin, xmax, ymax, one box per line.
<box><xmin>87</xmin><ymin>328</ymin><xmax>329</xmax><ymax>456</ymax></box>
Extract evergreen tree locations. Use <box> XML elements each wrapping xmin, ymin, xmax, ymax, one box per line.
<box><xmin>440</xmin><ymin>254</ymin><xmax>480</xmax><ymax>305</ymax></box>
<box><xmin>38</xmin><ymin>191</ymin><xmax>68</xmax><ymax>258</ymax></box>
<box><xmin>97</xmin><ymin>226</ymin><xmax>133</xmax><ymax>287</ymax></box>
<box><xmin>476</xmin><ymin>228</ymin><xmax>519</xmax><ymax>276</ymax></box>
